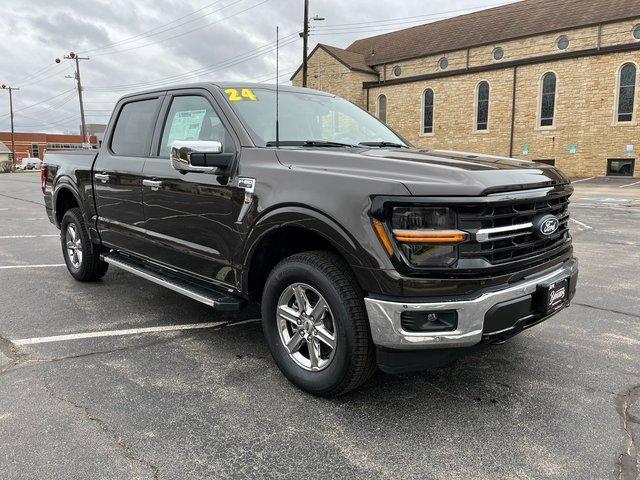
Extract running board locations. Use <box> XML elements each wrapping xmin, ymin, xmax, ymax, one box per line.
<box><xmin>101</xmin><ymin>253</ymin><xmax>245</xmax><ymax>312</ymax></box>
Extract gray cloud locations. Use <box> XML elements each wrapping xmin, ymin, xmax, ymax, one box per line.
<box><xmin>0</xmin><ymin>0</ymin><xmax>515</xmax><ymax>133</ymax></box>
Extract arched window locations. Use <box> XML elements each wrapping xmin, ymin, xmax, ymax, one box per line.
<box><xmin>476</xmin><ymin>81</ymin><xmax>490</xmax><ymax>131</ymax></box>
<box><xmin>540</xmin><ymin>72</ymin><xmax>557</xmax><ymax>127</ymax></box>
<box><xmin>423</xmin><ymin>89</ymin><xmax>434</xmax><ymax>134</ymax></box>
<box><xmin>617</xmin><ymin>63</ymin><xmax>637</xmax><ymax>123</ymax></box>
<box><xmin>377</xmin><ymin>94</ymin><xmax>387</xmax><ymax>123</ymax></box>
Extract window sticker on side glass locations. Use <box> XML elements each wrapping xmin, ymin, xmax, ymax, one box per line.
<box><xmin>224</xmin><ymin>88</ymin><xmax>258</xmax><ymax>102</ymax></box>
<box><xmin>166</xmin><ymin>109</ymin><xmax>207</xmax><ymax>145</ymax></box>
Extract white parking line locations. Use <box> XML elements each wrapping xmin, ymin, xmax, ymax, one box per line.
<box><xmin>0</xmin><ymin>234</ymin><xmax>58</xmax><ymax>239</ymax></box>
<box><xmin>619</xmin><ymin>180</ymin><xmax>640</xmax><ymax>188</ymax></box>
<box><xmin>0</xmin><ymin>264</ymin><xmax>65</xmax><ymax>270</ymax></box>
<box><xmin>571</xmin><ymin>177</ymin><xmax>596</xmax><ymax>183</ymax></box>
<box><xmin>569</xmin><ymin>218</ymin><xmax>593</xmax><ymax>230</ymax></box>
<box><xmin>13</xmin><ymin>319</ymin><xmax>261</xmax><ymax>346</ymax></box>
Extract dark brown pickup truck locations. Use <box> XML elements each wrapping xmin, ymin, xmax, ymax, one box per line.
<box><xmin>42</xmin><ymin>82</ymin><xmax>578</xmax><ymax>396</ymax></box>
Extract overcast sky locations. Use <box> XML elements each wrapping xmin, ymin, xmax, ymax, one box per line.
<box><xmin>0</xmin><ymin>0</ymin><xmax>518</xmax><ymax>134</ymax></box>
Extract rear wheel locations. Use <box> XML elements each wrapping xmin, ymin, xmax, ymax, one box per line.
<box><xmin>60</xmin><ymin>208</ymin><xmax>108</xmax><ymax>282</ymax></box>
<box><xmin>261</xmin><ymin>251</ymin><xmax>376</xmax><ymax>396</ymax></box>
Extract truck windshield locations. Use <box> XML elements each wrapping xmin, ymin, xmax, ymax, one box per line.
<box><xmin>221</xmin><ymin>87</ymin><xmax>408</xmax><ymax>148</ymax></box>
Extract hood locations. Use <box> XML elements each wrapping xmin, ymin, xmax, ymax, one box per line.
<box><xmin>275</xmin><ymin>147</ymin><xmax>568</xmax><ymax>196</ymax></box>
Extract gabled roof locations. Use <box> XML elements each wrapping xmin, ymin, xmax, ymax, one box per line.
<box><xmin>320</xmin><ymin>44</ymin><xmax>375</xmax><ymax>73</ymax></box>
<box><xmin>290</xmin><ymin>43</ymin><xmax>375</xmax><ymax>80</ymax></box>
<box><xmin>346</xmin><ymin>0</ymin><xmax>640</xmax><ymax>65</ymax></box>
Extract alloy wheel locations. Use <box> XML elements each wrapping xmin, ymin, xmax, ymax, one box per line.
<box><xmin>276</xmin><ymin>283</ymin><xmax>337</xmax><ymax>371</ymax></box>
<box><xmin>65</xmin><ymin>223</ymin><xmax>83</xmax><ymax>269</ymax></box>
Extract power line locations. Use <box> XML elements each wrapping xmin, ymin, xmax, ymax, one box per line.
<box><xmin>0</xmin><ymin>113</ymin><xmax>80</xmax><ymax>129</ymax></box>
<box><xmin>13</xmin><ymin>63</ymin><xmax>64</xmax><ymax>86</ymax></box>
<box><xmin>90</xmin><ymin>0</ymin><xmax>273</xmax><ymax>57</ymax></box>
<box><xmin>80</xmin><ymin>0</ymin><xmax>228</xmax><ymax>54</ymax></box>
<box><xmin>1</xmin><ymin>34</ymin><xmax>299</xmax><ymax>118</ymax></box>
<box><xmin>19</xmin><ymin>64</ymin><xmax>73</xmax><ymax>87</ymax></box>
<box><xmin>311</xmin><ymin>1</ymin><xmax>516</xmax><ymax>31</ymax></box>
<box><xmin>87</xmin><ymin>34</ymin><xmax>299</xmax><ymax>91</ymax></box>
<box><xmin>314</xmin><ymin>0</ymin><xmax>573</xmax><ymax>34</ymax></box>
<box><xmin>0</xmin><ymin>88</ymin><xmax>76</xmax><ymax>118</ymax></box>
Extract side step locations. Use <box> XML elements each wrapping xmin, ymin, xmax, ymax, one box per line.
<box><xmin>101</xmin><ymin>252</ymin><xmax>245</xmax><ymax>312</ymax></box>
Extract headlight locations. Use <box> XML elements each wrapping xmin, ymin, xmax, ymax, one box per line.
<box><xmin>373</xmin><ymin>207</ymin><xmax>467</xmax><ymax>267</ymax></box>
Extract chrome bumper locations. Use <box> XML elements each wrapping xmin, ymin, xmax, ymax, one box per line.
<box><xmin>364</xmin><ymin>259</ymin><xmax>578</xmax><ymax>350</ymax></box>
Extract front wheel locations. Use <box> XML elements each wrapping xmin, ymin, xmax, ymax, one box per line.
<box><xmin>261</xmin><ymin>251</ymin><xmax>376</xmax><ymax>396</ymax></box>
<box><xmin>60</xmin><ymin>207</ymin><xmax>109</xmax><ymax>282</ymax></box>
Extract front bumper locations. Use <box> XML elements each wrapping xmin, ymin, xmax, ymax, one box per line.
<box><xmin>364</xmin><ymin>258</ymin><xmax>578</xmax><ymax>350</ymax></box>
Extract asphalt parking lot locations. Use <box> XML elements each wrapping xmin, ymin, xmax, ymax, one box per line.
<box><xmin>0</xmin><ymin>172</ymin><xmax>638</xmax><ymax>480</ymax></box>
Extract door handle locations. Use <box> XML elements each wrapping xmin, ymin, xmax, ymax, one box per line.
<box><xmin>94</xmin><ymin>173</ymin><xmax>110</xmax><ymax>183</ymax></box>
<box><xmin>142</xmin><ymin>179</ymin><xmax>162</xmax><ymax>191</ymax></box>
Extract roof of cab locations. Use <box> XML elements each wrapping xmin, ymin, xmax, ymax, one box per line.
<box><xmin>118</xmin><ymin>82</ymin><xmax>334</xmax><ymax>101</ymax></box>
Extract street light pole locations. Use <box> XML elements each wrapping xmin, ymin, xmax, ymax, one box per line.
<box><xmin>1</xmin><ymin>84</ymin><xmax>19</xmax><ymax>171</ymax></box>
<box><xmin>57</xmin><ymin>52</ymin><xmax>89</xmax><ymax>144</ymax></box>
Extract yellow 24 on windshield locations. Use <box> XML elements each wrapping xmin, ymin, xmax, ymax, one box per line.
<box><xmin>224</xmin><ymin>88</ymin><xmax>258</xmax><ymax>102</ymax></box>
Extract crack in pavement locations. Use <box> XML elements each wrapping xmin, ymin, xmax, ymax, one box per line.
<box><xmin>42</xmin><ymin>379</ymin><xmax>160</xmax><ymax>479</ymax></box>
<box><xmin>0</xmin><ymin>323</ymin><xmax>260</xmax><ymax>475</ymax></box>
<box><xmin>573</xmin><ymin>303</ymin><xmax>640</xmax><ymax>320</ymax></box>
<box><xmin>0</xmin><ymin>192</ymin><xmax>45</xmax><ymax>206</ymax></box>
<box><xmin>615</xmin><ymin>384</ymin><xmax>640</xmax><ymax>480</ymax></box>
<box><xmin>0</xmin><ymin>335</ymin><xmax>187</xmax><ymax>379</ymax></box>
<box><xmin>0</xmin><ymin>333</ymin><xmax>29</xmax><ymax>376</ymax></box>
<box><xmin>0</xmin><ymin>318</ymin><xmax>258</xmax><ymax>378</ymax></box>
<box><xmin>0</xmin><ymin>334</ymin><xmax>174</xmax><ymax>479</ymax></box>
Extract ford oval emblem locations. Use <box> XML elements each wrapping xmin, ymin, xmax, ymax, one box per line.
<box><xmin>535</xmin><ymin>214</ymin><xmax>560</xmax><ymax>237</ymax></box>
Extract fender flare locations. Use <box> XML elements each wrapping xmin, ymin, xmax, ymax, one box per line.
<box><xmin>240</xmin><ymin>205</ymin><xmax>375</xmax><ymax>292</ymax></box>
<box><xmin>52</xmin><ymin>176</ymin><xmax>86</xmax><ymax>227</ymax></box>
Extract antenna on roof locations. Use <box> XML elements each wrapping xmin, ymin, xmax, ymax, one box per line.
<box><xmin>275</xmin><ymin>26</ymin><xmax>280</xmax><ymax>148</ymax></box>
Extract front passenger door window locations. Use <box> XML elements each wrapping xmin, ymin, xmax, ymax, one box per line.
<box><xmin>159</xmin><ymin>96</ymin><xmax>228</xmax><ymax>157</ymax></box>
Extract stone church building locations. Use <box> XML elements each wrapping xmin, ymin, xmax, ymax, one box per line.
<box><xmin>292</xmin><ymin>0</ymin><xmax>640</xmax><ymax>177</ymax></box>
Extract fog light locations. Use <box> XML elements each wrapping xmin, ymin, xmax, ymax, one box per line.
<box><xmin>401</xmin><ymin>310</ymin><xmax>458</xmax><ymax>332</ymax></box>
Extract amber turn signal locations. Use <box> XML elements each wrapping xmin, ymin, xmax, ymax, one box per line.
<box><xmin>372</xmin><ymin>219</ymin><xmax>395</xmax><ymax>255</ymax></box>
<box><xmin>392</xmin><ymin>229</ymin><xmax>468</xmax><ymax>244</ymax></box>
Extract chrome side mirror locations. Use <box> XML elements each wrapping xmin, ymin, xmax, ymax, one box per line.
<box><xmin>170</xmin><ymin>140</ymin><xmax>225</xmax><ymax>173</ymax></box>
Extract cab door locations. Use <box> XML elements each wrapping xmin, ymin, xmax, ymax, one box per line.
<box><xmin>93</xmin><ymin>94</ymin><xmax>164</xmax><ymax>255</ymax></box>
<box><xmin>140</xmin><ymin>90</ymin><xmax>244</xmax><ymax>287</ymax></box>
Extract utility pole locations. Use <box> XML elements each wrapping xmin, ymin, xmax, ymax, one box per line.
<box><xmin>1</xmin><ymin>84</ymin><xmax>19</xmax><ymax>171</ymax></box>
<box><xmin>300</xmin><ymin>1</ymin><xmax>324</xmax><ymax>87</ymax></box>
<box><xmin>56</xmin><ymin>52</ymin><xmax>89</xmax><ymax>144</ymax></box>
<box><xmin>302</xmin><ymin>0</ymin><xmax>309</xmax><ymax>87</ymax></box>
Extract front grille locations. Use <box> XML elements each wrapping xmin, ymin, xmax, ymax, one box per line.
<box><xmin>457</xmin><ymin>189</ymin><xmax>572</xmax><ymax>266</ymax></box>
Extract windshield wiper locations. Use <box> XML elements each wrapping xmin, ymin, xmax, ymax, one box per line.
<box><xmin>358</xmin><ymin>141</ymin><xmax>407</xmax><ymax>148</ymax></box>
<box><xmin>266</xmin><ymin>140</ymin><xmax>356</xmax><ymax>148</ymax></box>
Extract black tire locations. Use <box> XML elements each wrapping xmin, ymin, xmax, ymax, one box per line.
<box><xmin>261</xmin><ymin>251</ymin><xmax>376</xmax><ymax>396</ymax></box>
<box><xmin>60</xmin><ymin>207</ymin><xmax>109</xmax><ymax>282</ymax></box>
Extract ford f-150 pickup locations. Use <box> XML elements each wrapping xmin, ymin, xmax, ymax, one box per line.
<box><xmin>42</xmin><ymin>83</ymin><xmax>578</xmax><ymax>396</ymax></box>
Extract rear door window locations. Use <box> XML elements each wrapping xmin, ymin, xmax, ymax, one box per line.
<box><xmin>111</xmin><ymin>98</ymin><xmax>161</xmax><ymax>156</ymax></box>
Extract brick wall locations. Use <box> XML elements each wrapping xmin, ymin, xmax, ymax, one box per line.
<box><xmin>0</xmin><ymin>132</ymin><xmax>98</xmax><ymax>160</ymax></box>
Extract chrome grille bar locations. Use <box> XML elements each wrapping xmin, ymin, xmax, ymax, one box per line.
<box><xmin>475</xmin><ymin>222</ymin><xmax>533</xmax><ymax>242</ymax></box>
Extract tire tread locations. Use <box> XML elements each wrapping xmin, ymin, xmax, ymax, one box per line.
<box><xmin>268</xmin><ymin>250</ymin><xmax>376</xmax><ymax>396</ymax></box>
<box><xmin>61</xmin><ymin>207</ymin><xmax>108</xmax><ymax>282</ymax></box>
